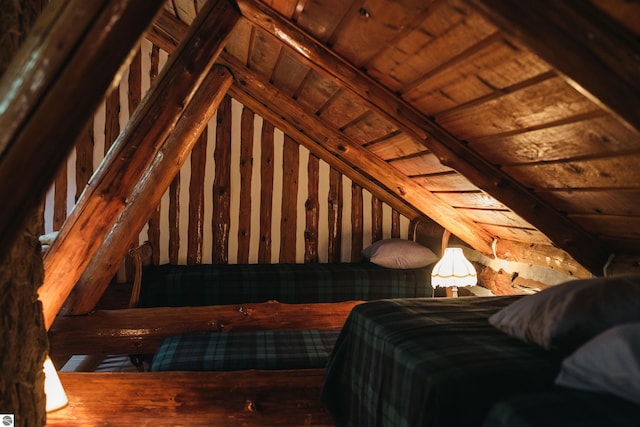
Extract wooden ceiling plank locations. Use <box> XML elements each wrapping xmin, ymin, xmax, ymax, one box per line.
<box><xmin>39</xmin><ymin>0</ymin><xmax>240</xmax><ymax>330</ymax></box>
<box><xmin>0</xmin><ymin>0</ymin><xmax>165</xmax><ymax>256</ymax></box>
<box><xmin>503</xmin><ymin>154</ymin><xmax>640</xmax><ymax>190</ymax></box>
<box><xmin>466</xmin><ymin>0</ymin><xmax>640</xmax><ymax>133</ymax></box>
<box><xmin>537</xmin><ymin>190</ymin><xmax>640</xmax><ymax>217</ymax></box>
<box><xmin>434</xmin><ymin>191</ymin><xmax>507</xmax><ymax>210</ymax></box>
<box><xmin>469</xmin><ymin>114</ymin><xmax>634</xmax><ymax>166</ymax></box>
<box><xmin>366</xmin><ymin>132</ymin><xmax>427</xmax><ymax>161</ymax></box>
<box><xmin>236</xmin><ymin>0</ymin><xmax>611</xmax><ymax>273</ymax></box>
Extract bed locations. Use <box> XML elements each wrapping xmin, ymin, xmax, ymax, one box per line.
<box><xmin>127</xmin><ymin>238</ymin><xmax>440</xmax><ymax>373</ymax></box>
<box><xmin>322</xmin><ymin>275</ymin><xmax>640</xmax><ymax>427</ymax></box>
<box><xmin>322</xmin><ymin>296</ymin><xmax>563</xmax><ymax>426</ymax></box>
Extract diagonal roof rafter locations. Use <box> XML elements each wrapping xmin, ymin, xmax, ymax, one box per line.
<box><xmin>235</xmin><ymin>0</ymin><xmax>611</xmax><ymax>273</ymax></box>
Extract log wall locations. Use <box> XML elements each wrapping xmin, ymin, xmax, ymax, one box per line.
<box><xmin>43</xmin><ymin>39</ymin><xmax>415</xmax><ymax>267</ymax></box>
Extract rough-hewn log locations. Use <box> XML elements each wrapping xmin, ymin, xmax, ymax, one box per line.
<box><xmin>104</xmin><ymin>85</ymin><xmax>120</xmax><ymax>155</ymax></box>
<box><xmin>147</xmin><ymin>44</ymin><xmax>162</xmax><ymax>265</ymax></box>
<box><xmin>235</xmin><ymin>0</ymin><xmax>611</xmax><ymax>274</ymax></box>
<box><xmin>168</xmin><ymin>175</ymin><xmax>181</xmax><ymax>264</ymax></box>
<box><xmin>53</xmin><ymin>162</ymin><xmax>67</xmax><ymax>230</ymax></box>
<box><xmin>237</xmin><ymin>107</ymin><xmax>255</xmax><ymax>263</ymax></box>
<box><xmin>305</xmin><ymin>155</ymin><xmax>321</xmax><ymax>263</ymax></box>
<box><xmin>188</xmin><ymin>132</ymin><xmax>208</xmax><ymax>265</ymax></box>
<box><xmin>280</xmin><ymin>135</ymin><xmax>299</xmax><ymax>262</ymax></box>
<box><xmin>371</xmin><ymin>196</ymin><xmax>383</xmax><ymax>242</ymax></box>
<box><xmin>49</xmin><ymin>301</ymin><xmax>360</xmax><ymax>356</ymax></box>
<box><xmin>39</xmin><ymin>0</ymin><xmax>240</xmax><ymax>328</ymax></box>
<box><xmin>327</xmin><ymin>167</ymin><xmax>343</xmax><ymax>263</ymax></box>
<box><xmin>391</xmin><ymin>209</ymin><xmax>401</xmax><ymax>237</ymax></box>
<box><xmin>60</xmin><ymin>66</ymin><xmax>234</xmax><ymax>316</ymax></box>
<box><xmin>259</xmin><ymin>121</ymin><xmax>275</xmax><ymax>263</ymax></box>
<box><xmin>75</xmin><ymin>119</ymin><xmax>95</xmax><ymax>201</ymax></box>
<box><xmin>47</xmin><ymin>371</ymin><xmax>333</xmax><ymax>427</ymax></box>
<box><xmin>0</xmin><ymin>2</ymin><xmax>47</xmax><ymax>422</ymax></box>
<box><xmin>0</xmin><ymin>0</ymin><xmax>165</xmax><ymax>256</ymax></box>
<box><xmin>213</xmin><ymin>95</ymin><xmax>233</xmax><ymax>264</ymax></box>
<box><xmin>351</xmin><ymin>183</ymin><xmax>364</xmax><ymax>260</ymax></box>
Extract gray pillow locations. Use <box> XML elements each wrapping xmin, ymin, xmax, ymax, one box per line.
<box><xmin>361</xmin><ymin>238</ymin><xmax>438</xmax><ymax>269</ymax></box>
<box><xmin>488</xmin><ymin>274</ymin><xmax>640</xmax><ymax>354</ymax></box>
<box><xmin>555</xmin><ymin>322</ymin><xmax>640</xmax><ymax>405</ymax></box>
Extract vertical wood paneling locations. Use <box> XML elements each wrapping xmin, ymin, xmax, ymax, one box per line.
<box><xmin>258</xmin><ymin>120</ymin><xmax>275</xmax><ymax>263</ymax></box>
<box><xmin>188</xmin><ymin>132</ymin><xmax>207</xmax><ymax>264</ymax></box>
<box><xmin>44</xmin><ymin>44</ymin><xmax>416</xmax><ymax>269</ymax></box>
<box><xmin>327</xmin><ymin>167</ymin><xmax>342</xmax><ymax>263</ymax></box>
<box><xmin>213</xmin><ymin>95</ymin><xmax>232</xmax><ymax>264</ymax></box>
<box><xmin>270</xmin><ymin>129</ymin><xmax>284</xmax><ymax>263</ymax></box>
<box><xmin>75</xmin><ymin>119</ymin><xmax>94</xmax><ymax>202</ymax></box>
<box><xmin>280</xmin><ymin>135</ymin><xmax>299</xmax><ymax>262</ymax></box>
<box><xmin>104</xmin><ymin>87</ymin><xmax>120</xmax><ymax>155</ymax></box>
<box><xmin>350</xmin><ymin>182</ymin><xmax>363</xmax><ymax>261</ymax></box>
<box><xmin>147</xmin><ymin>44</ymin><xmax>161</xmax><ymax>265</ymax></box>
<box><xmin>341</xmin><ymin>175</ymin><xmax>352</xmax><ymax>262</ymax></box>
<box><xmin>391</xmin><ymin>209</ymin><xmax>401</xmax><ymax>237</ymax></box>
<box><xmin>237</xmin><ymin>107</ymin><xmax>254</xmax><ymax>263</ymax></box>
<box><xmin>371</xmin><ymin>195</ymin><xmax>383</xmax><ymax>242</ymax></box>
<box><xmin>228</xmin><ymin>99</ymin><xmax>243</xmax><ymax>264</ymax></box>
<box><xmin>53</xmin><ymin>164</ymin><xmax>67</xmax><ymax>230</ymax></box>
<box><xmin>296</xmin><ymin>146</ymin><xmax>309</xmax><ymax>262</ymax></box>
<box><xmin>305</xmin><ymin>154</ymin><xmax>320</xmax><ymax>262</ymax></box>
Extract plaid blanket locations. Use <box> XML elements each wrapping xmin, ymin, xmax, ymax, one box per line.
<box><xmin>137</xmin><ymin>262</ymin><xmax>431</xmax><ymax>308</ymax></box>
<box><xmin>322</xmin><ymin>296</ymin><xmax>564</xmax><ymax>427</ymax></box>
<box><xmin>483</xmin><ymin>389</ymin><xmax>640</xmax><ymax>427</ymax></box>
<box><xmin>150</xmin><ymin>329</ymin><xmax>341</xmax><ymax>371</ymax></box>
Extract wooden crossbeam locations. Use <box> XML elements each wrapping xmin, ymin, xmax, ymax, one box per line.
<box><xmin>48</xmin><ymin>301</ymin><xmax>360</xmax><ymax>357</ymax></box>
<box><xmin>47</xmin><ymin>371</ymin><xmax>333</xmax><ymax>426</ymax></box>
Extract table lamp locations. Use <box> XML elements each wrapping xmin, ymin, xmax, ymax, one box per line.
<box><xmin>431</xmin><ymin>247</ymin><xmax>477</xmax><ymax>297</ymax></box>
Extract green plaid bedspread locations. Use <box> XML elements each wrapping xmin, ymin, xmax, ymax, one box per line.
<box><xmin>322</xmin><ymin>296</ymin><xmax>564</xmax><ymax>427</ymax></box>
<box><xmin>137</xmin><ymin>262</ymin><xmax>431</xmax><ymax>308</ymax></box>
<box><xmin>483</xmin><ymin>389</ymin><xmax>640</xmax><ymax>427</ymax></box>
<box><xmin>150</xmin><ymin>329</ymin><xmax>341</xmax><ymax>371</ymax></box>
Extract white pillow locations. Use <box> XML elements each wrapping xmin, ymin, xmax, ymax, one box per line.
<box><xmin>361</xmin><ymin>238</ymin><xmax>438</xmax><ymax>269</ymax></box>
<box><xmin>555</xmin><ymin>322</ymin><xmax>640</xmax><ymax>405</ymax></box>
<box><xmin>488</xmin><ymin>274</ymin><xmax>640</xmax><ymax>354</ymax></box>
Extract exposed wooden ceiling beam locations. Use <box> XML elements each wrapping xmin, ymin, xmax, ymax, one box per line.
<box><xmin>0</xmin><ymin>0</ymin><xmax>165</xmax><ymax>257</ymax></box>
<box><xmin>235</xmin><ymin>0</ymin><xmax>611</xmax><ymax>274</ymax></box>
<box><xmin>148</xmin><ymin>11</ymin><xmax>496</xmax><ymax>255</ymax></box>
<box><xmin>50</xmin><ymin>301</ymin><xmax>358</xmax><ymax>356</ymax></box>
<box><xmin>39</xmin><ymin>0</ymin><xmax>240</xmax><ymax>329</ymax></box>
<box><xmin>466</xmin><ymin>0</ymin><xmax>640</xmax><ymax>134</ymax></box>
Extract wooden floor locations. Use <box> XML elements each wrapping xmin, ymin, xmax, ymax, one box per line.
<box><xmin>46</xmin><ymin>370</ymin><xmax>335</xmax><ymax>426</ymax></box>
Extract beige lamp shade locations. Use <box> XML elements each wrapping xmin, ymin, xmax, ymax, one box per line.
<box><xmin>43</xmin><ymin>356</ymin><xmax>68</xmax><ymax>412</ymax></box>
<box><xmin>431</xmin><ymin>247</ymin><xmax>477</xmax><ymax>289</ymax></box>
